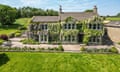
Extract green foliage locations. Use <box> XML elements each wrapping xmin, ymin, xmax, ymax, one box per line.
<box><xmin>21</xmin><ymin>39</ymin><xmax>39</xmax><ymax>44</ymax></box>
<box><xmin>58</xmin><ymin>45</ymin><xmax>64</xmax><ymax>51</ymax></box>
<box><xmin>15</xmin><ymin>33</ymin><xmax>21</xmax><ymax>37</ymax></box>
<box><xmin>0</xmin><ymin>18</ymin><xmax>31</xmax><ymax>35</ymax></box>
<box><xmin>65</xmin><ymin>16</ymin><xmax>76</xmax><ymax>22</ymax></box>
<box><xmin>80</xmin><ymin>46</ymin><xmax>86</xmax><ymax>51</ymax></box>
<box><xmin>83</xmin><ymin>17</ymin><xmax>104</xmax><ymax>44</ymax></box>
<box><xmin>85</xmin><ymin>9</ymin><xmax>93</xmax><ymax>12</ymax></box>
<box><xmin>0</xmin><ymin>39</ymin><xmax>4</xmax><ymax>45</ymax></box>
<box><xmin>118</xmin><ymin>42</ymin><xmax>120</xmax><ymax>45</ymax></box>
<box><xmin>62</xmin><ymin>29</ymin><xmax>79</xmax><ymax>36</ymax></box>
<box><xmin>0</xmin><ymin>4</ymin><xmax>17</xmax><ymax>25</ymax></box>
<box><xmin>48</xmin><ymin>23</ymin><xmax>61</xmax><ymax>42</ymax></box>
<box><xmin>16</xmin><ymin>7</ymin><xmax>58</xmax><ymax>18</ymax></box>
<box><xmin>106</xmin><ymin>17</ymin><xmax>120</xmax><ymax>21</ymax></box>
<box><xmin>109</xmin><ymin>47</ymin><xmax>118</xmax><ymax>53</ymax></box>
<box><xmin>18</xmin><ymin>26</ymin><xmax>27</xmax><ymax>30</ymax></box>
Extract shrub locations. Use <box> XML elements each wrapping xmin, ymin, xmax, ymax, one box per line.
<box><xmin>15</xmin><ymin>33</ymin><xmax>21</xmax><ymax>37</ymax></box>
<box><xmin>58</xmin><ymin>45</ymin><xmax>64</xmax><ymax>51</ymax></box>
<box><xmin>0</xmin><ymin>34</ymin><xmax>8</xmax><ymax>41</ymax></box>
<box><xmin>21</xmin><ymin>39</ymin><xmax>39</xmax><ymax>44</ymax></box>
<box><xmin>15</xmin><ymin>30</ymin><xmax>21</xmax><ymax>33</ymax></box>
<box><xmin>80</xmin><ymin>46</ymin><xmax>86</xmax><ymax>51</ymax></box>
<box><xmin>118</xmin><ymin>42</ymin><xmax>120</xmax><ymax>45</ymax></box>
<box><xmin>0</xmin><ymin>39</ymin><xmax>4</xmax><ymax>45</ymax></box>
<box><xmin>18</xmin><ymin>26</ymin><xmax>27</xmax><ymax>30</ymax></box>
<box><xmin>109</xmin><ymin>47</ymin><xmax>118</xmax><ymax>53</ymax></box>
<box><xmin>9</xmin><ymin>33</ymin><xmax>15</xmax><ymax>38</ymax></box>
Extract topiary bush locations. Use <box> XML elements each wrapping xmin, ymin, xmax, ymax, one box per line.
<box><xmin>0</xmin><ymin>34</ymin><xmax>8</xmax><ymax>41</ymax></box>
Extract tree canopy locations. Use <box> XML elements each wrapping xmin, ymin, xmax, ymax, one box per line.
<box><xmin>16</xmin><ymin>7</ymin><xmax>58</xmax><ymax>18</ymax></box>
<box><xmin>84</xmin><ymin>9</ymin><xmax>93</xmax><ymax>12</ymax></box>
<box><xmin>0</xmin><ymin>4</ymin><xmax>17</xmax><ymax>25</ymax></box>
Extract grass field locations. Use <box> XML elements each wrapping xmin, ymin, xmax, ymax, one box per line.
<box><xmin>0</xmin><ymin>18</ymin><xmax>31</xmax><ymax>35</ymax></box>
<box><xmin>106</xmin><ymin>17</ymin><xmax>120</xmax><ymax>21</ymax></box>
<box><xmin>0</xmin><ymin>52</ymin><xmax>120</xmax><ymax>72</ymax></box>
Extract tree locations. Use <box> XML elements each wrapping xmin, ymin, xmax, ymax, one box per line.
<box><xmin>84</xmin><ymin>9</ymin><xmax>93</xmax><ymax>12</ymax></box>
<box><xmin>0</xmin><ymin>4</ymin><xmax>17</xmax><ymax>25</ymax></box>
<box><xmin>116</xmin><ymin>13</ymin><xmax>120</xmax><ymax>17</ymax></box>
<box><xmin>16</xmin><ymin>7</ymin><xmax>58</xmax><ymax>18</ymax></box>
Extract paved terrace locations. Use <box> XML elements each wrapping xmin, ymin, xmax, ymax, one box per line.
<box><xmin>8</xmin><ymin>38</ymin><xmax>113</xmax><ymax>52</ymax></box>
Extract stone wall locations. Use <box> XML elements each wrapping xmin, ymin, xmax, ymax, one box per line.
<box><xmin>107</xmin><ymin>27</ymin><xmax>120</xmax><ymax>43</ymax></box>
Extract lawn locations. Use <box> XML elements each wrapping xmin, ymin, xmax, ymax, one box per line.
<box><xmin>106</xmin><ymin>17</ymin><xmax>120</xmax><ymax>21</ymax></box>
<box><xmin>0</xmin><ymin>52</ymin><xmax>120</xmax><ymax>72</ymax></box>
<box><xmin>0</xmin><ymin>18</ymin><xmax>31</xmax><ymax>35</ymax></box>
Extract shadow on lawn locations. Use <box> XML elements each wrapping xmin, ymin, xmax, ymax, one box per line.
<box><xmin>0</xmin><ymin>53</ymin><xmax>10</xmax><ymax>66</ymax></box>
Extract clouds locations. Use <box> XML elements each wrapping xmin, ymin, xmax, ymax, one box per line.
<box><xmin>0</xmin><ymin>0</ymin><xmax>96</xmax><ymax>11</ymax></box>
<box><xmin>58</xmin><ymin>0</ymin><xmax>96</xmax><ymax>11</ymax></box>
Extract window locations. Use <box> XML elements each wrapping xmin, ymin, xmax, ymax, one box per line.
<box><xmin>64</xmin><ymin>24</ymin><xmax>67</xmax><ymax>29</ymax></box>
<box><xmin>44</xmin><ymin>35</ymin><xmax>47</xmax><ymax>41</ymax></box>
<box><xmin>97</xmin><ymin>24</ymin><xmax>101</xmax><ymax>30</ymax></box>
<box><xmin>72</xmin><ymin>24</ymin><xmax>75</xmax><ymax>29</ymax></box>
<box><xmin>41</xmin><ymin>24</ymin><xmax>47</xmax><ymax>30</ymax></box>
<box><xmin>41</xmin><ymin>35</ymin><xmax>44</xmax><ymax>41</ymax></box>
<box><xmin>64</xmin><ymin>36</ymin><xmax>67</xmax><ymax>41</ymax></box>
<box><xmin>41</xmin><ymin>24</ymin><xmax>44</xmax><ymax>30</ymax></box>
<box><xmin>68</xmin><ymin>24</ymin><xmax>71</xmax><ymax>29</ymax></box>
<box><xmin>89</xmin><ymin>24</ymin><xmax>92</xmax><ymax>29</ymax></box>
<box><xmin>93</xmin><ymin>24</ymin><xmax>96</xmax><ymax>29</ymax></box>
<box><xmin>72</xmin><ymin>36</ymin><xmax>75</xmax><ymax>41</ymax></box>
<box><xmin>44</xmin><ymin>24</ymin><xmax>47</xmax><ymax>30</ymax></box>
<box><xmin>68</xmin><ymin>35</ymin><xmax>71</xmax><ymax>41</ymax></box>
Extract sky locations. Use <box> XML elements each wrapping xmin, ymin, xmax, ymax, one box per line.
<box><xmin>0</xmin><ymin>0</ymin><xmax>120</xmax><ymax>16</ymax></box>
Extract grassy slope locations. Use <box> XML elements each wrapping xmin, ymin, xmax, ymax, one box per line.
<box><xmin>106</xmin><ymin>17</ymin><xmax>120</xmax><ymax>21</ymax></box>
<box><xmin>0</xmin><ymin>18</ymin><xmax>31</xmax><ymax>35</ymax></box>
<box><xmin>0</xmin><ymin>52</ymin><xmax>120</xmax><ymax>72</ymax></box>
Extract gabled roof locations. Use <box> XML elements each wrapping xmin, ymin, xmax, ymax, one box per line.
<box><xmin>32</xmin><ymin>12</ymin><xmax>98</xmax><ymax>22</ymax></box>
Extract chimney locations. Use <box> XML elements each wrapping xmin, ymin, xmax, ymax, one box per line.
<box><xmin>93</xmin><ymin>5</ymin><xmax>98</xmax><ymax>14</ymax></box>
<box><xmin>59</xmin><ymin>5</ymin><xmax>62</xmax><ymax>14</ymax></box>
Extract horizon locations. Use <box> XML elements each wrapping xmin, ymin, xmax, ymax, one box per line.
<box><xmin>0</xmin><ymin>0</ymin><xmax>120</xmax><ymax>16</ymax></box>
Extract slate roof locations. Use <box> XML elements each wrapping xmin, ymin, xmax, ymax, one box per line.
<box><xmin>32</xmin><ymin>12</ymin><xmax>98</xmax><ymax>22</ymax></box>
<box><xmin>32</xmin><ymin>16</ymin><xmax>59</xmax><ymax>22</ymax></box>
<box><xmin>60</xmin><ymin>12</ymin><xmax>98</xmax><ymax>21</ymax></box>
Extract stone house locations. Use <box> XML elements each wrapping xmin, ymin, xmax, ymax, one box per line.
<box><xmin>27</xmin><ymin>6</ymin><xmax>104</xmax><ymax>45</ymax></box>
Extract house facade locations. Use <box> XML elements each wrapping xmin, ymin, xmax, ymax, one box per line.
<box><xmin>27</xmin><ymin>6</ymin><xmax>104</xmax><ymax>45</ymax></box>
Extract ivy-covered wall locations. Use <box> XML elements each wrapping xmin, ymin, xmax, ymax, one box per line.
<box><xmin>28</xmin><ymin>16</ymin><xmax>104</xmax><ymax>44</ymax></box>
